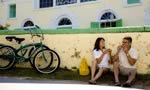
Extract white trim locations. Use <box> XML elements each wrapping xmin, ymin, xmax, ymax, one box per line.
<box><xmin>103</xmin><ymin>25</ymin><xmax>147</xmax><ymax>29</ymax></box>
<box><xmin>51</xmin><ymin>11</ymin><xmax>78</xmax><ymax>29</ymax></box>
<box><xmin>57</xmin><ymin>25</ymin><xmax>72</xmax><ymax>28</ymax></box>
<box><xmin>123</xmin><ymin>0</ymin><xmax>143</xmax><ymax>7</ymax></box>
<box><xmin>100</xmin><ymin>19</ymin><xmax>120</xmax><ymax>23</ymax></box>
<box><xmin>144</xmin><ymin>8</ymin><xmax>150</xmax><ymax>25</ymax></box>
<box><xmin>96</xmin><ymin>9</ymin><xmax>120</xmax><ymax>22</ymax></box>
<box><xmin>21</xmin><ymin>18</ymin><xmax>35</xmax><ymax>28</ymax></box>
<box><xmin>33</xmin><ymin>0</ymin><xmax>38</xmax><ymax>9</ymax></box>
<box><xmin>53</xmin><ymin>0</ymin><xmax>56</xmax><ymax>7</ymax></box>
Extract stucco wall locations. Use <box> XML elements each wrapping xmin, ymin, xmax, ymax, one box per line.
<box><xmin>0</xmin><ymin>32</ymin><xmax>150</xmax><ymax>74</ymax></box>
<box><xmin>0</xmin><ymin>0</ymin><xmax>149</xmax><ymax>29</ymax></box>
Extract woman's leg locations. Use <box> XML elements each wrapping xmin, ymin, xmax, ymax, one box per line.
<box><xmin>92</xmin><ymin>67</ymin><xmax>104</xmax><ymax>81</ymax></box>
<box><xmin>90</xmin><ymin>60</ymin><xmax>97</xmax><ymax>80</ymax></box>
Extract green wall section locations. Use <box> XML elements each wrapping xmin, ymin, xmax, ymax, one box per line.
<box><xmin>0</xmin><ymin>26</ymin><xmax>150</xmax><ymax>35</ymax></box>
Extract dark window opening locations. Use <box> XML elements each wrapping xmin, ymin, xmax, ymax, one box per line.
<box><xmin>101</xmin><ymin>12</ymin><xmax>116</xmax><ymax>20</ymax></box>
<box><xmin>56</xmin><ymin>0</ymin><xmax>77</xmax><ymax>6</ymax></box>
<box><xmin>39</xmin><ymin>0</ymin><xmax>53</xmax><ymax>8</ymax></box>
<box><xmin>23</xmin><ymin>21</ymin><xmax>34</xmax><ymax>27</ymax></box>
<box><xmin>100</xmin><ymin>22</ymin><xmax>116</xmax><ymax>28</ymax></box>
<box><xmin>58</xmin><ymin>18</ymin><xmax>72</xmax><ymax>26</ymax></box>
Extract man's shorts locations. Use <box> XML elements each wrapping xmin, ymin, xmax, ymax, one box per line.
<box><xmin>119</xmin><ymin>66</ymin><xmax>136</xmax><ymax>75</ymax></box>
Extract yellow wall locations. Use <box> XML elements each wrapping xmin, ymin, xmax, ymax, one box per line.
<box><xmin>0</xmin><ymin>0</ymin><xmax>149</xmax><ymax>29</ymax></box>
<box><xmin>0</xmin><ymin>32</ymin><xmax>150</xmax><ymax>74</ymax></box>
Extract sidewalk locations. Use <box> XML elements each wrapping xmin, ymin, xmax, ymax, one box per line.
<box><xmin>0</xmin><ymin>76</ymin><xmax>143</xmax><ymax>90</ymax></box>
<box><xmin>0</xmin><ymin>68</ymin><xmax>150</xmax><ymax>89</ymax></box>
<box><xmin>0</xmin><ymin>76</ymin><xmax>149</xmax><ymax>89</ymax></box>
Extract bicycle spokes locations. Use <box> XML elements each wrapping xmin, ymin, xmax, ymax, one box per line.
<box><xmin>34</xmin><ymin>49</ymin><xmax>60</xmax><ymax>74</ymax></box>
<box><xmin>0</xmin><ymin>46</ymin><xmax>16</xmax><ymax>69</ymax></box>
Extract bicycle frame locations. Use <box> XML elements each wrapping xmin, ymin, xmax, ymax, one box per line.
<box><xmin>14</xmin><ymin>42</ymin><xmax>45</xmax><ymax>63</ymax></box>
<box><xmin>12</xmin><ymin>27</ymin><xmax>45</xmax><ymax>63</ymax></box>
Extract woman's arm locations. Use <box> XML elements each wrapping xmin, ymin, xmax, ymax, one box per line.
<box><xmin>96</xmin><ymin>50</ymin><xmax>109</xmax><ymax>64</ymax></box>
<box><xmin>96</xmin><ymin>53</ymin><xmax>105</xmax><ymax>64</ymax></box>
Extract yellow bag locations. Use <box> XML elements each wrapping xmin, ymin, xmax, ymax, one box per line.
<box><xmin>79</xmin><ymin>57</ymin><xmax>89</xmax><ymax>76</ymax></box>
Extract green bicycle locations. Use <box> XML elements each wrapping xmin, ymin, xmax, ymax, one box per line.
<box><xmin>0</xmin><ymin>28</ymin><xmax>60</xmax><ymax>74</ymax></box>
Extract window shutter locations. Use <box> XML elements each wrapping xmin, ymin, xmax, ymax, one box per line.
<box><xmin>91</xmin><ymin>22</ymin><xmax>100</xmax><ymax>28</ymax></box>
<box><xmin>9</xmin><ymin>5</ymin><xmax>16</xmax><ymax>18</ymax></box>
<box><xmin>127</xmin><ymin>0</ymin><xmax>140</xmax><ymax>4</ymax></box>
<box><xmin>116</xmin><ymin>19</ymin><xmax>123</xmax><ymax>27</ymax></box>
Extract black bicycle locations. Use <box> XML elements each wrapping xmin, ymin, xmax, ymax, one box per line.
<box><xmin>0</xmin><ymin>27</ymin><xmax>60</xmax><ymax>74</ymax></box>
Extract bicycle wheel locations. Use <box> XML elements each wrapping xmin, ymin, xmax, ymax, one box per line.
<box><xmin>29</xmin><ymin>45</ymin><xmax>50</xmax><ymax>67</ymax></box>
<box><xmin>0</xmin><ymin>46</ymin><xmax>16</xmax><ymax>70</ymax></box>
<box><xmin>33</xmin><ymin>49</ymin><xmax>60</xmax><ymax>74</ymax></box>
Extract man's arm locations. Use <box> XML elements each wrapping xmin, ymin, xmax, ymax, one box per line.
<box><xmin>113</xmin><ymin>52</ymin><xmax>119</xmax><ymax>62</ymax></box>
<box><xmin>113</xmin><ymin>45</ymin><xmax>122</xmax><ymax>62</ymax></box>
<box><xmin>126</xmin><ymin>53</ymin><xmax>137</xmax><ymax>65</ymax></box>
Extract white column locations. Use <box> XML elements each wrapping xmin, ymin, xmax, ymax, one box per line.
<box><xmin>144</xmin><ymin>8</ymin><xmax>150</xmax><ymax>25</ymax></box>
<box><xmin>53</xmin><ymin>0</ymin><xmax>56</xmax><ymax>7</ymax></box>
<box><xmin>77</xmin><ymin>0</ymin><xmax>80</xmax><ymax>4</ymax></box>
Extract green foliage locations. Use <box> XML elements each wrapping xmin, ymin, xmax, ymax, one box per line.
<box><xmin>0</xmin><ymin>24</ymin><xmax>10</xmax><ymax>30</ymax></box>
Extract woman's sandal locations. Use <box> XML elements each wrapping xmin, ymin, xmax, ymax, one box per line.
<box><xmin>88</xmin><ymin>80</ymin><xmax>96</xmax><ymax>85</ymax></box>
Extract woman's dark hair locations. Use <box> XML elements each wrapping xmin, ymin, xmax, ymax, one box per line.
<box><xmin>93</xmin><ymin>37</ymin><xmax>105</xmax><ymax>51</ymax></box>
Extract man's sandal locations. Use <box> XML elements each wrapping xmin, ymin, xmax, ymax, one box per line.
<box><xmin>114</xmin><ymin>82</ymin><xmax>121</xmax><ymax>86</ymax></box>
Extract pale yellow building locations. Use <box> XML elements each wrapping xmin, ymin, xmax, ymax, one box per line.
<box><xmin>0</xmin><ymin>0</ymin><xmax>150</xmax><ymax>29</ymax></box>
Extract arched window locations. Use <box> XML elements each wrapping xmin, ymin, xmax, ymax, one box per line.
<box><xmin>101</xmin><ymin>12</ymin><xmax>116</xmax><ymax>20</ymax></box>
<box><xmin>100</xmin><ymin>12</ymin><xmax>117</xmax><ymax>28</ymax></box>
<box><xmin>23</xmin><ymin>20</ymin><xmax>34</xmax><ymax>27</ymax></box>
<box><xmin>57</xmin><ymin>18</ymin><xmax>72</xmax><ymax>29</ymax></box>
<box><xmin>91</xmin><ymin>10</ymin><xmax>122</xmax><ymax>28</ymax></box>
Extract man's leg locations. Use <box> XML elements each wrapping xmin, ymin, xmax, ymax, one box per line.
<box><xmin>113</xmin><ymin>61</ymin><xmax>120</xmax><ymax>83</ymax></box>
<box><xmin>122</xmin><ymin>68</ymin><xmax>136</xmax><ymax>87</ymax></box>
<box><xmin>90</xmin><ymin>60</ymin><xmax>97</xmax><ymax>80</ymax></box>
<box><xmin>126</xmin><ymin>69</ymin><xmax>136</xmax><ymax>83</ymax></box>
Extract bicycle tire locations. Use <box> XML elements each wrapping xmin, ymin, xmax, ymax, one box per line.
<box><xmin>28</xmin><ymin>44</ymin><xmax>50</xmax><ymax>67</ymax></box>
<box><xmin>33</xmin><ymin>49</ymin><xmax>60</xmax><ymax>74</ymax></box>
<box><xmin>0</xmin><ymin>46</ymin><xmax>16</xmax><ymax>70</ymax></box>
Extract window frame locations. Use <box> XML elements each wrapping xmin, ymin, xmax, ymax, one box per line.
<box><xmin>34</xmin><ymin>0</ymin><xmax>98</xmax><ymax>9</ymax></box>
<box><xmin>39</xmin><ymin>0</ymin><xmax>53</xmax><ymax>8</ymax></box>
<box><xmin>57</xmin><ymin>17</ymin><xmax>73</xmax><ymax>29</ymax></box>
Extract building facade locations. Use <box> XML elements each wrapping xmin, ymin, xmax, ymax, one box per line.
<box><xmin>0</xmin><ymin>0</ymin><xmax>150</xmax><ymax>29</ymax></box>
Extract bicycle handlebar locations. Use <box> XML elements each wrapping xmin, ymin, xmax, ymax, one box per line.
<box><xmin>22</xmin><ymin>25</ymin><xmax>44</xmax><ymax>40</ymax></box>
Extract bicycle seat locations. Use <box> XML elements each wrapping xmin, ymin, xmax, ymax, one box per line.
<box><xmin>15</xmin><ymin>37</ymin><xmax>25</xmax><ymax>44</ymax></box>
<box><xmin>5</xmin><ymin>36</ymin><xmax>16</xmax><ymax>42</ymax></box>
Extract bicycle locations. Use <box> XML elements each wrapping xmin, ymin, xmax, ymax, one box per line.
<box><xmin>0</xmin><ymin>27</ymin><xmax>60</xmax><ymax>74</ymax></box>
